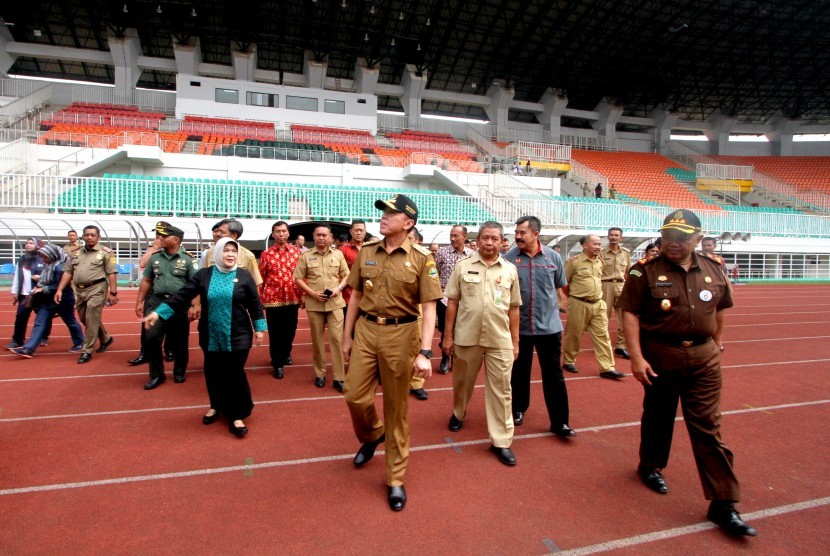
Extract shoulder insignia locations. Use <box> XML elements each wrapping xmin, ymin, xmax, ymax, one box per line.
<box><xmin>629</xmin><ymin>269</ymin><xmax>642</xmax><ymax>277</ymax></box>
<box><xmin>638</xmin><ymin>257</ymin><xmax>650</xmax><ymax>265</ymax></box>
<box><xmin>412</xmin><ymin>243</ymin><xmax>431</xmax><ymax>256</ymax></box>
<box><xmin>621</xmin><ymin>246</ymin><xmax>631</xmax><ymax>252</ymax></box>
<box><xmin>703</xmin><ymin>253</ymin><xmax>725</xmax><ymax>265</ymax></box>
<box><xmin>101</xmin><ymin>246</ymin><xmax>113</xmax><ymax>253</ymax></box>
<box><xmin>364</xmin><ymin>237</ymin><xmax>381</xmax><ymax>246</ymax></box>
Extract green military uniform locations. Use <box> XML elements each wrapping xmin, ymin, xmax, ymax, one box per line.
<box><xmin>65</xmin><ymin>243</ymin><xmax>118</xmax><ymax>354</ymax></box>
<box><xmin>563</xmin><ymin>252</ymin><xmax>616</xmax><ymax>373</ymax></box>
<box><xmin>601</xmin><ymin>245</ymin><xmax>631</xmax><ymax>349</ymax></box>
<box><xmin>143</xmin><ymin>247</ymin><xmax>199</xmax><ymax>381</ymax></box>
<box><xmin>344</xmin><ymin>236</ymin><xmax>443</xmax><ymax>487</ymax></box>
<box><xmin>294</xmin><ymin>245</ymin><xmax>349</xmax><ymax>384</ymax></box>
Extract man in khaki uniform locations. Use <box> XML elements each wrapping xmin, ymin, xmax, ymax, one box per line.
<box><xmin>405</xmin><ymin>226</ymin><xmax>430</xmax><ymax>401</ymax></box>
<box><xmin>342</xmin><ymin>194</ymin><xmax>442</xmax><ymax>512</ymax></box>
<box><xmin>63</xmin><ymin>230</ymin><xmax>83</xmax><ymax>260</ymax></box>
<box><xmin>202</xmin><ymin>218</ymin><xmax>263</xmax><ymax>285</ymax></box>
<box><xmin>294</xmin><ymin>224</ymin><xmax>350</xmax><ymax>392</ymax></box>
<box><xmin>443</xmin><ymin>221</ymin><xmax>522</xmax><ymax>466</ymax></box>
<box><xmin>55</xmin><ymin>225</ymin><xmax>118</xmax><ymax>364</ymax></box>
<box><xmin>601</xmin><ymin>227</ymin><xmax>632</xmax><ymax>359</ymax></box>
<box><xmin>563</xmin><ymin>234</ymin><xmax>624</xmax><ymax>380</ymax></box>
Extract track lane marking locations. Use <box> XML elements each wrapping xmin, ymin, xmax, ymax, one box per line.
<box><xmin>0</xmin><ymin>399</ymin><xmax>826</xmax><ymax>496</ymax></box>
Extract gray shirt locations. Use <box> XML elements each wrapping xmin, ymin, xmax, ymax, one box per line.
<box><xmin>505</xmin><ymin>245</ymin><xmax>567</xmax><ymax>336</ymax></box>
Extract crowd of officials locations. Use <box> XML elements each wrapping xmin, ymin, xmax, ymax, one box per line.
<box><xmin>5</xmin><ymin>200</ymin><xmax>756</xmax><ymax>535</ymax></box>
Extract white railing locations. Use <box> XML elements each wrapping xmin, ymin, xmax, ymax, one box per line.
<box><xmin>2</xmin><ymin>174</ymin><xmax>828</xmax><ymax>238</ymax></box>
<box><xmin>70</xmin><ymin>85</ymin><xmax>176</xmax><ymax>114</ymax></box>
<box><xmin>0</xmin><ymin>138</ymin><xmax>28</xmax><ymax>174</ymax></box>
<box><xmin>507</xmin><ymin>141</ymin><xmax>572</xmax><ymax>162</ymax></box>
<box><xmin>0</xmin><ymin>78</ymin><xmax>49</xmax><ymax>98</ymax></box>
<box><xmin>0</xmin><ymin>83</ymin><xmax>52</xmax><ymax>127</ymax></box>
<box><xmin>696</xmin><ymin>163</ymin><xmax>753</xmax><ymax>181</ymax></box>
<box><xmin>569</xmin><ymin>159</ymin><xmax>609</xmax><ymax>191</ymax></box>
<box><xmin>465</xmin><ymin>125</ymin><xmax>505</xmax><ymax>158</ymax></box>
<box><xmin>43</xmin><ymin>112</ymin><xmax>164</xmax><ymax>130</ymax></box>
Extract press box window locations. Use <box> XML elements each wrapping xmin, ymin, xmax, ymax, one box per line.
<box><xmin>324</xmin><ymin>99</ymin><xmax>346</xmax><ymax>114</ymax></box>
<box><xmin>247</xmin><ymin>92</ymin><xmax>278</xmax><ymax>107</ymax></box>
<box><xmin>215</xmin><ymin>88</ymin><xmax>239</xmax><ymax>104</ymax></box>
<box><xmin>286</xmin><ymin>95</ymin><xmax>318</xmax><ymax>111</ymax></box>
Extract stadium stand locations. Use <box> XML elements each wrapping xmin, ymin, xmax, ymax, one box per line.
<box><xmin>713</xmin><ymin>156</ymin><xmax>830</xmax><ymax>195</ymax></box>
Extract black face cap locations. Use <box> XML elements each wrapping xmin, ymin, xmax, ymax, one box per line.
<box><xmin>374</xmin><ymin>194</ymin><xmax>418</xmax><ymax>223</ymax></box>
<box><xmin>660</xmin><ymin>209</ymin><xmax>702</xmax><ymax>235</ymax></box>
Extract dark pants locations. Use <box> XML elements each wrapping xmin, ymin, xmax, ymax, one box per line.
<box><xmin>145</xmin><ymin>294</ymin><xmax>190</xmax><ymax>379</ymax></box>
<box><xmin>12</xmin><ymin>297</ymin><xmax>52</xmax><ymax>345</ymax></box>
<box><xmin>22</xmin><ymin>293</ymin><xmax>82</xmax><ymax>352</ymax></box>
<box><xmin>638</xmin><ymin>339</ymin><xmax>740</xmax><ymax>502</ymax></box>
<box><xmin>265</xmin><ymin>305</ymin><xmax>299</xmax><ymax>369</ymax></box>
<box><xmin>204</xmin><ymin>349</ymin><xmax>253</xmax><ymax>421</ymax></box>
<box><xmin>511</xmin><ymin>333</ymin><xmax>569</xmax><ymax>427</ymax></box>
<box><xmin>436</xmin><ymin>301</ymin><xmax>447</xmax><ymax>346</ymax></box>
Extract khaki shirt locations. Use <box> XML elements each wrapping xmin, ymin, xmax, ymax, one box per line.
<box><xmin>294</xmin><ymin>245</ymin><xmax>349</xmax><ymax>312</ymax></box>
<box><xmin>565</xmin><ymin>252</ymin><xmax>603</xmax><ymax>300</ymax></box>
<box><xmin>63</xmin><ymin>241</ymin><xmax>83</xmax><ymax>260</ymax></box>
<box><xmin>203</xmin><ymin>244</ymin><xmax>263</xmax><ymax>285</ymax></box>
<box><xmin>600</xmin><ymin>245</ymin><xmax>631</xmax><ymax>281</ymax></box>
<box><xmin>347</xmin><ymin>237</ymin><xmax>443</xmax><ymax>318</ymax></box>
<box><xmin>65</xmin><ymin>243</ymin><xmax>118</xmax><ymax>284</ymax></box>
<box><xmin>143</xmin><ymin>247</ymin><xmax>199</xmax><ymax>296</ymax></box>
<box><xmin>444</xmin><ymin>253</ymin><xmax>521</xmax><ymax>349</ymax></box>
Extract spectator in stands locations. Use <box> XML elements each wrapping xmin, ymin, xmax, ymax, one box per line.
<box><xmin>444</xmin><ymin>221</ymin><xmax>522</xmax><ymax>465</ymax></box>
<box><xmin>259</xmin><ymin>221</ymin><xmax>303</xmax><ymax>379</ymax></box>
<box><xmin>295</xmin><ymin>235</ymin><xmax>309</xmax><ymax>252</ymax></box>
<box><xmin>562</xmin><ymin>234</ymin><xmax>625</xmax><ymax>380</ymax></box>
<box><xmin>9</xmin><ymin>244</ymin><xmax>83</xmax><ymax>358</ymax></box>
<box><xmin>143</xmin><ymin>237</ymin><xmax>266</xmax><ymax>438</ymax></box>
<box><xmin>609</xmin><ymin>185</ymin><xmax>617</xmax><ymax>199</ymax></box>
<box><xmin>294</xmin><ymin>224</ymin><xmax>350</xmax><ymax>392</ymax></box>
<box><xmin>595</xmin><ymin>183</ymin><xmax>603</xmax><ymax>198</ymax></box>
<box><xmin>7</xmin><ymin>237</ymin><xmax>48</xmax><ymax>350</ymax></box>
<box><xmin>582</xmin><ymin>184</ymin><xmax>590</xmax><ymax>197</ymax></box>
<box><xmin>601</xmin><ymin>227</ymin><xmax>632</xmax><ymax>360</ymax></box>
<box><xmin>405</xmin><ymin>226</ymin><xmax>429</xmax><ymax>401</ymax></box>
<box><xmin>525</xmin><ymin>160</ymin><xmax>531</xmax><ymax>175</ymax></box>
<box><xmin>434</xmin><ymin>226</ymin><xmax>474</xmax><ymax>374</ymax></box>
<box><xmin>645</xmin><ymin>243</ymin><xmax>660</xmax><ymax>259</ymax></box>
<box><xmin>63</xmin><ymin>230</ymin><xmax>82</xmax><ymax>260</ymax></box>
<box><xmin>506</xmin><ymin>216</ymin><xmax>573</xmax><ymax>435</ymax></box>
<box><xmin>203</xmin><ymin>218</ymin><xmax>263</xmax><ymax>286</ymax></box>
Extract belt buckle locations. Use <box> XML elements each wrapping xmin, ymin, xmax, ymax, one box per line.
<box><xmin>681</xmin><ymin>340</ymin><xmax>693</xmax><ymax>347</ymax></box>
<box><xmin>376</xmin><ymin>316</ymin><xmax>386</xmax><ymax>325</ymax></box>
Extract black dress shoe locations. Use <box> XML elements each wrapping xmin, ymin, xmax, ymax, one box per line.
<box><xmin>314</xmin><ymin>377</ymin><xmax>325</xmax><ymax>388</ymax></box>
<box><xmin>285</xmin><ymin>355</ymin><xmax>293</xmax><ymax>366</ymax></box>
<box><xmin>173</xmin><ymin>371</ymin><xmax>186</xmax><ymax>383</ymax></box>
<box><xmin>354</xmin><ymin>434</ymin><xmax>385</xmax><ymax>467</ymax></box>
<box><xmin>707</xmin><ymin>501</ymin><xmax>757</xmax><ymax>536</ymax></box>
<box><xmin>409</xmin><ymin>388</ymin><xmax>428</xmax><ymax>400</ymax></box>
<box><xmin>229</xmin><ymin>421</ymin><xmax>248</xmax><ymax>438</ymax></box>
<box><xmin>144</xmin><ymin>375</ymin><xmax>166</xmax><ymax>390</ymax></box>
<box><xmin>513</xmin><ymin>411</ymin><xmax>524</xmax><ymax>426</ymax></box>
<box><xmin>273</xmin><ymin>366</ymin><xmax>284</xmax><ymax>379</ymax></box>
<box><xmin>438</xmin><ymin>354</ymin><xmax>450</xmax><ymax>374</ymax></box>
<box><xmin>96</xmin><ymin>336</ymin><xmax>114</xmax><ymax>353</ymax></box>
<box><xmin>128</xmin><ymin>355</ymin><xmax>146</xmax><ymax>365</ymax></box>
<box><xmin>639</xmin><ymin>470</ymin><xmax>669</xmax><ymax>494</ymax></box>
<box><xmin>78</xmin><ymin>353</ymin><xmax>92</xmax><ymax>364</ymax></box>
<box><xmin>563</xmin><ymin>363</ymin><xmax>578</xmax><ymax>373</ymax></box>
<box><xmin>614</xmin><ymin>348</ymin><xmax>632</xmax><ymax>359</ymax></box>
<box><xmin>333</xmin><ymin>380</ymin><xmax>344</xmax><ymax>393</ymax></box>
<box><xmin>600</xmin><ymin>369</ymin><xmax>626</xmax><ymax>380</ymax></box>
<box><xmin>203</xmin><ymin>410</ymin><xmax>220</xmax><ymax>425</ymax></box>
<box><xmin>490</xmin><ymin>445</ymin><xmax>517</xmax><ymax>466</ymax></box>
<box><xmin>551</xmin><ymin>424</ymin><xmax>577</xmax><ymax>437</ymax></box>
<box><xmin>165</xmin><ymin>351</ymin><xmax>175</xmax><ymax>362</ymax></box>
<box><xmin>387</xmin><ymin>485</ymin><xmax>407</xmax><ymax>511</ymax></box>
<box><xmin>448</xmin><ymin>414</ymin><xmax>463</xmax><ymax>432</ymax></box>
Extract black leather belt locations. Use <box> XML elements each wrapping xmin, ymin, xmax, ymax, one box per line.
<box><xmin>76</xmin><ymin>277</ymin><xmax>106</xmax><ymax>289</ymax></box>
<box><xmin>571</xmin><ymin>296</ymin><xmax>600</xmax><ymax>304</ymax></box>
<box><xmin>648</xmin><ymin>335</ymin><xmax>711</xmax><ymax>348</ymax></box>
<box><xmin>602</xmin><ymin>278</ymin><xmax>624</xmax><ymax>283</ymax></box>
<box><xmin>153</xmin><ymin>293</ymin><xmax>172</xmax><ymax>299</ymax></box>
<box><xmin>360</xmin><ymin>311</ymin><xmax>417</xmax><ymax>325</ymax></box>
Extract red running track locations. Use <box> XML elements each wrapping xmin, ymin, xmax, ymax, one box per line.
<box><xmin>0</xmin><ymin>284</ymin><xmax>829</xmax><ymax>554</ymax></box>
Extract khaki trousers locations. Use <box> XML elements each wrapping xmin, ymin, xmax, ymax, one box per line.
<box><xmin>307</xmin><ymin>309</ymin><xmax>345</xmax><ymax>381</ymax></box>
<box><xmin>562</xmin><ymin>297</ymin><xmax>615</xmax><ymax>372</ymax></box>
<box><xmin>602</xmin><ymin>281</ymin><xmax>627</xmax><ymax>348</ymax></box>
<box><xmin>453</xmin><ymin>345</ymin><xmax>514</xmax><ymax>448</ymax></box>
<box><xmin>74</xmin><ymin>281</ymin><xmax>110</xmax><ymax>354</ymax></box>
<box><xmin>345</xmin><ymin>318</ymin><xmax>420</xmax><ymax>486</ymax></box>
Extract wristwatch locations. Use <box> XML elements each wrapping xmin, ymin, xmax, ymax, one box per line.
<box><xmin>109</xmin><ymin>291</ymin><xmax>118</xmax><ymax>295</ymax></box>
<box><xmin>418</xmin><ymin>349</ymin><xmax>433</xmax><ymax>358</ymax></box>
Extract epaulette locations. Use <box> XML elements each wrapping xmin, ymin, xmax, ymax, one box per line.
<box><xmin>621</xmin><ymin>246</ymin><xmax>631</xmax><ymax>252</ymax></box>
<box><xmin>101</xmin><ymin>245</ymin><xmax>113</xmax><ymax>253</ymax></box>
<box><xmin>412</xmin><ymin>243</ymin><xmax>431</xmax><ymax>256</ymax></box>
<box><xmin>702</xmin><ymin>252</ymin><xmax>725</xmax><ymax>265</ymax></box>
<box><xmin>638</xmin><ymin>255</ymin><xmax>660</xmax><ymax>265</ymax></box>
<box><xmin>364</xmin><ymin>237</ymin><xmax>381</xmax><ymax>246</ymax></box>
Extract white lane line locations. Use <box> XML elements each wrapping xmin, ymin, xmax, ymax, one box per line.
<box><xmin>0</xmin><ymin>400</ymin><xmax>826</xmax><ymax>495</ymax></box>
<box><xmin>552</xmin><ymin>497</ymin><xmax>830</xmax><ymax>555</ymax></box>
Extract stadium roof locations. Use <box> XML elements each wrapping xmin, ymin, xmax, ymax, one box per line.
<box><xmin>4</xmin><ymin>0</ymin><xmax>830</xmax><ymax>124</ymax></box>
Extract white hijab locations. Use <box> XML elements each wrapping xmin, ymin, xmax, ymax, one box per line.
<box><xmin>213</xmin><ymin>237</ymin><xmax>239</xmax><ymax>273</ymax></box>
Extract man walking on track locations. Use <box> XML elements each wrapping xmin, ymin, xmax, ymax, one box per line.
<box><xmin>620</xmin><ymin>209</ymin><xmax>756</xmax><ymax>538</ymax></box>
<box><xmin>342</xmin><ymin>194</ymin><xmax>442</xmax><ymax>512</ymax></box>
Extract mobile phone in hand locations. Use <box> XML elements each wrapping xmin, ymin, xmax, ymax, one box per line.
<box><xmin>323</xmin><ymin>289</ymin><xmax>333</xmax><ymax>299</ymax></box>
